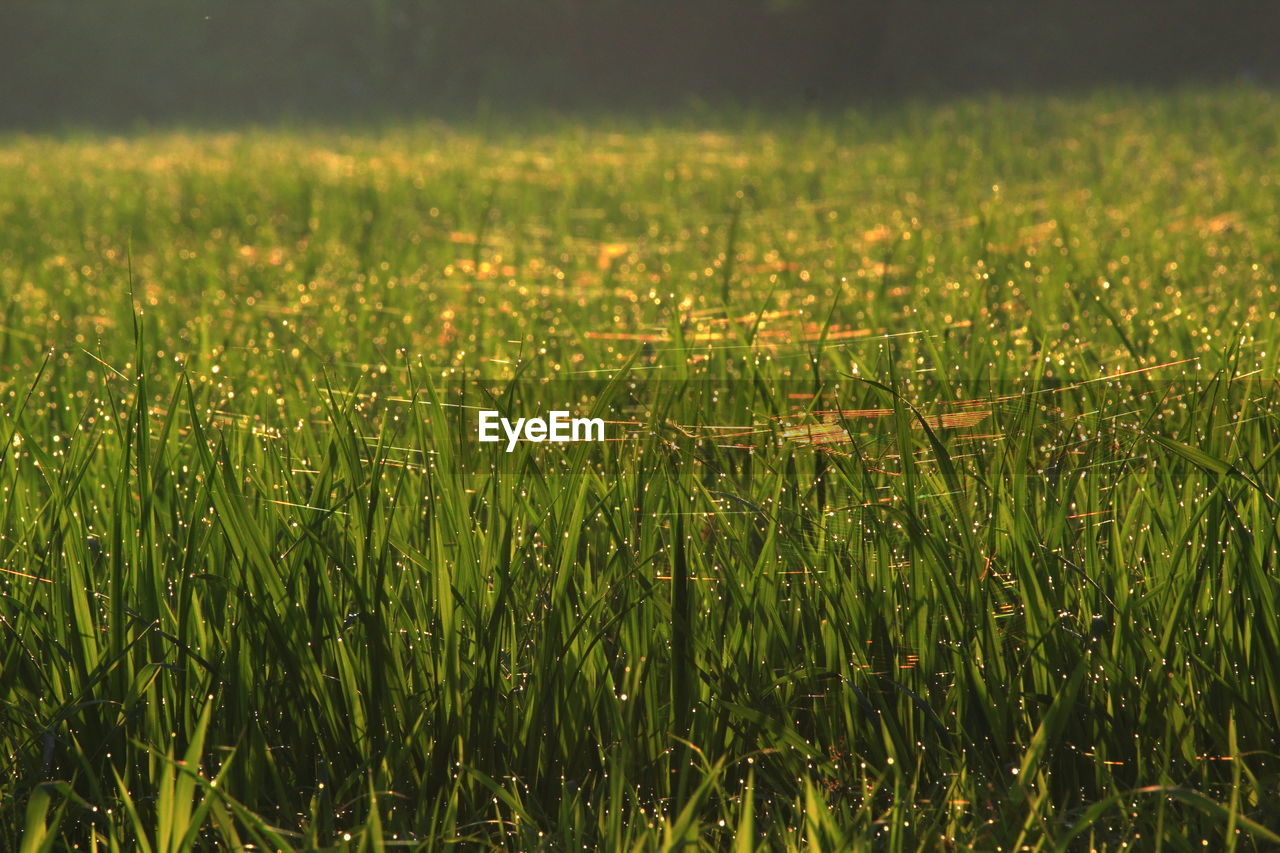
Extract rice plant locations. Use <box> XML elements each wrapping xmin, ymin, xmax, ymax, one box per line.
<box><xmin>2</xmin><ymin>87</ymin><xmax>1279</xmax><ymax>850</ymax></box>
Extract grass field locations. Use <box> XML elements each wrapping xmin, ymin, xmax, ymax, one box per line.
<box><xmin>2</xmin><ymin>87</ymin><xmax>1279</xmax><ymax>850</ymax></box>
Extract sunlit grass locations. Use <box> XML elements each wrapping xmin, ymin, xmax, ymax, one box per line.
<box><xmin>3</xmin><ymin>87</ymin><xmax>1280</xmax><ymax>850</ymax></box>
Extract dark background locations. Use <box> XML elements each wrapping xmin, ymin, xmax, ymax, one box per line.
<box><xmin>2</xmin><ymin>0</ymin><xmax>1277</xmax><ymax>129</ymax></box>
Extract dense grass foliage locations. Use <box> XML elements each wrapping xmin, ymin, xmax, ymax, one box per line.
<box><xmin>2</xmin><ymin>89</ymin><xmax>1280</xmax><ymax>850</ymax></box>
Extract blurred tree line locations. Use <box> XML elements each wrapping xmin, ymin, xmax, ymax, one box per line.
<box><xmin>2</xmin><ymin>0</ymin><xmax>1276</xmax><ymax>127</ymax></box>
